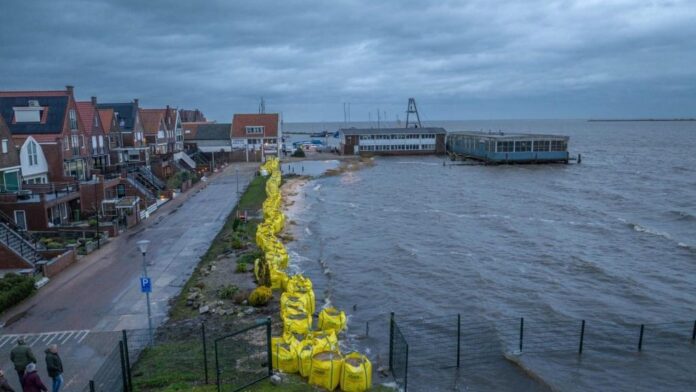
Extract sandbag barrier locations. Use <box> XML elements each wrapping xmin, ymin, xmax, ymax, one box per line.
<box><xmin>255</xmin><ymin>158</ymin><xmax>372</xmax><ymax>391</ymax></box>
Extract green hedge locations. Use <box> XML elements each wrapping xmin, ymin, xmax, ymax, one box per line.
<box><xmin>0</xmin><ymin>273</ymin><xmax>35</xmax><ymax>313</ymax></box>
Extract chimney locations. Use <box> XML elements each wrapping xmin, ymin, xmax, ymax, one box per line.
<box><xmin>134</xmin><ymin>98</ymin><xmax>139</xmax><ymax>107</ymax></box>
<box><xmin>91</xmin><ymin>96</ymin><xmax>97</xmax><ymax>105</ymax></box>
<box><xmin>66</xmin><ymin>85</ymin><xmax>74</xmax><ymax>94</ymax></box>
<box><xmin>166</xmin><ymin>105</ymin><xmax>170</xmax><ymax>111</ymax></box>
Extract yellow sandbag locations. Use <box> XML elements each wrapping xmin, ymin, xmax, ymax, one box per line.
<box><xmin>287</xmin><ymin>274</ymin><xmax>313</xmax><ymax>293</ymax></box>
<box><xmin>281</xmin><ymin>292</ymin><xmax>311</xmax><ymax>317</ymax></box>
<box><xmin>284</xmin><ymin>311</ymin><xmax>312</xmax><ymax>335</ymax></box>
<box><xmin>271</xmin><ymin>338</ymin><xmax>299</xmax><ymax>374</ymax></box>
<box><xmin>318</xmin><ymin>307</ymin><xmax>346</xmax><ymax>333</ymax></box>
<box><xmin>292</xmin><ymin>287</ymin><xmax>315</xmax><ymax>314</ymax></box>
<box><xmin>297</xmin><ymin>337</ymin><xmax>331</xmax><ymax>377</ymax></box>
<box><xmin>309</xmin><ymin>351</ymin><xmax>343</xmax><ymax>391</ymax></box>
<box><xmin>309</xmin><ymin>330</ymin><xmax>339</xmax><ymax>350</ymax></box>
<box><xmin>340</xmin><ymin>352</ymin><xmax>372</xmax><ymax>392</ymax></box>
<box><xmin>269</xmin><ymin>267</ymin><xmax>287</xmax><ymax>290</ymax></box>
<box><xmin>281</xmin><ymin>303</ymin><xmax>306</xmax><ymax>320</ymax></box>
<box><xmin>282</xmin><ymin>331</ymin><xmax>305</xmax><ymax>350</ymax></box>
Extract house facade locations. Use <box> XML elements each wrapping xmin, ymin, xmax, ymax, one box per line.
<box><xmin>231</xmin><ymin>113</ymin><xmax>281</xmax><ymax>162</ymax></box>
<box><xmin>0</xmin><ymin>116</ymin><xmax>21</xmax><ymax>193</ymax></box>
<box><xmin>76</xmin><ymin>96</ymin><xmax>109</xmax><ymax>172</ymax></box>
<box><xmin>96</xmin><ymin>99</ymin><xmax>149</xmax><ymax>167</ymax></box>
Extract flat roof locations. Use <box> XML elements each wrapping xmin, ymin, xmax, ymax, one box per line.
<box><xmin>340</xmin><ymin>127</ymin><xmax>446</xmax><ymax>136</ymax></box>
<box><xmin>448</xmin><ymin>131</ymin><xmax>568</xmax><ymax>140</ymax></box>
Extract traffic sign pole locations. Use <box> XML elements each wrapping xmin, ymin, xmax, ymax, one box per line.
<box><xmin>141</xmin><ymin>254</ymin><xmax>154</xmax><ymax>346</ymax></box>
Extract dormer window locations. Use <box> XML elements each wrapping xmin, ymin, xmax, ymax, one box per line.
<box><xmin>246</xmin><ymin>126</ymin><xmax>264</xmax><ymax>134</ymax></box>
<box><xmin>13</xmin><ymin>106</ymin><xmax>43</xmax><ymax>122</ymax></box>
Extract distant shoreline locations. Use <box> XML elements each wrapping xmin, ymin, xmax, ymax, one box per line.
<box><xmin>588</xmin><ymin>119</ymin><xmax>696</xmax><ymax>122</ymax></box>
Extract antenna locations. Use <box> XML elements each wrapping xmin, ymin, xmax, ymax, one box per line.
<box><xmin>405</xmin><ymin>97</ymin><xmax>422</xmax><ymax>128</ymax></box>
<box><xmin>258</xmin><ymin>97</ymin><xmax>266</xmax><ymax>114</ymax></box>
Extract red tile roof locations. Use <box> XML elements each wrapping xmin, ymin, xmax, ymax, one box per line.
<box><xmin>97</xmin><ymin>108</ymin><xmax>115</xmax><ymax>134</ymax></box>
<box><xmin>76</xmin><ymin>101</ymin><xmax>100</xmax><ymax>136</ymax></box>
<box><xmin>139</xmin><ymin>109</ymin><xmax>166</xmax><ymax>134</ymax></box>
<box><xmin>231</xmin><ymin>113</ymin><xmax>279</xmax><ymax>138</ymax></box>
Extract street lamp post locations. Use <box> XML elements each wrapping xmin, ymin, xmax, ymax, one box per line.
<box><xmin>236</xmin><ymin>166</ymin><xmax>239</xmax><ymax>195</ymax></box>
<box><xmin>137</xmin><ymin>239</ymin><xmax>154</xmax><ymax>345</ymax></box>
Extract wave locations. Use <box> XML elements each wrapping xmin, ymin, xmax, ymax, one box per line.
<box><xmin>668</xmin><ymin>209</ymin><xmax>696</xmax><ymax>222</ymax></box>
<box><xmin>619</xmin><ymin>219</ymin><xmax>696</xmax><ymax>253</ymax></box>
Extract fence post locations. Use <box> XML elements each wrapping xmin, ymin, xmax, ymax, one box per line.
<box><xmin>119</xmin><ymin>341</ymin><xmax>129</xmax><ymax>392</ymax></box>
<box><xmin>692</xmin><ymin>320</ymin><xmax>696</xmax><ymax>343</ymax></box>
<box><xmin>215</xmin><ymin>339</ymin><xmax>221</xmax><ymax>392</ymax></box>
<box><xmin>578</xmin><ymin>320</ymin><xmax>585</xmax><ymax>355</ymax></box>
<box><xmin>365</xmin><ymin>321</ymin><xmax>369</xmax><ymax>337</ymax></box>
<box><xmin>404</xmin><ymin>343</ymin><xmax>409</xmax><ymax>392</ymax></box>
<box><xmin>122</xmin><ymin>330</ymin><xmax>132</xmax><ymax>391</ymax></box>
<box><xmin>266</xmin><ymin>317</ymin><xmax>273</xmax><ymax>377</ymax></box>
<box><xmin>89</xmin><ymin>380</ymin><xmax>95</xmax><ymax>392</ymax></box>
<box><xmin>456</xmin><ymin>314</ymin><xmax>461</xmax><ymax>368</ymax></box>
<box><xmin>201</xmin><ymin>323</ymin><xmax>209</xmax><ymax>384</ymax></box>
<box><xmin>638</xmin><ymin>324</ymin><xmax>644</xmax><ymax>352</ymax></box>
<box><xmin>389</xmin><ymin>312</ymin><xmax>395</xmax><ymax>372</ymax></box>
<box><xmin>519</xmin><ymin>317</ymin><xmax>524</xmax><ymax>352</ymax></box>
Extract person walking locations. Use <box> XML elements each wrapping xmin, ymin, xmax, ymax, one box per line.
<box><xmin>0</xmin><ymin>369</ymin><xmax>16</xmax><ymax>392</ymax></box>
<box><xmin>43</xmin><ymin>345</ymin><xmax>63</xmax><ymax>392</ymax></box>
<box><xmin>20</xmin><ymin>364</ymin><xmax>46</xmax><ymax>392</ymax></box>
<box><xmin>9</xmin><ymin>339</ymin><xmax>36</xmax><ymax>386</ymax></box>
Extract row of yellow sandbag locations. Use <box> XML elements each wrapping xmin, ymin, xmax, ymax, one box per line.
<box><xmin>272</xmin><ymin>333</ymin><xmax>372</xmax><ymax>391</ymax></box>
<box><xmin>258</xmin><ymin>159</ymin><xmax>371</xmax><ymax>391</ymax></box>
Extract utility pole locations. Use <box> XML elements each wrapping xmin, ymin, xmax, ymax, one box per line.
<box><xmin>377</xmin><ymin>109</ymin><xmax>381</xmax><ymax>129</ymax></box>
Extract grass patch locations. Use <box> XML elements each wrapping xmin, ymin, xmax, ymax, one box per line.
<box><xmin>169</xmin><ymin>174</ymin><xmax>267</xmax><ymax>321</ymax></box>
<box><xmin>131</xmin><ymin>341</ymin><xmax>207</xmax><ymax>391</ymax></box>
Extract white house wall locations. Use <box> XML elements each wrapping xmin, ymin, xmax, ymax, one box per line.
<box><xmin>19</xmin><ymin>136</ymin><xmax>49</xmax><ymax>179</ymax></box>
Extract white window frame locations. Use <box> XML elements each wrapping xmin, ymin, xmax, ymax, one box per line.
<box><xmin>14</xmin><ymin>210</ymin><xmax>27</xmax><ymax>230</ymax></box>
<box><xmin>1</xmin><ymin>139</ymin><xmax>7</xmax><ymax>154</ymax></box>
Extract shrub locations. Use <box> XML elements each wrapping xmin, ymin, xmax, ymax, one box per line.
<box><xmin>230</xmin><ymin>235</ymin><xmax>245</xmax><ymax>250</ymax></box>
<box><xmin>194</xmin><ymin>281</ymin><xmax>205</xmax><ymax>290</ymax></box>
<box><xmin>88</xmin><ymin>219</ymin><xmax>98</xmax><ymax>227</ymax></box>
<box><xmin>238</xmin><ymin>250</ymin><xmax>262</xmax><ymax>266</ymax></box>
<box><xmin>217</xmin><ymin>284</ymin><xmax>238</xmax><ymax>300</ymax></box>
<box><xmin>235</xmin><ymin>262</ymin><xmax>247</xmax><ymax>273</ymax></box>
<box><xmin>0</xmin><ymin>274</ymin><xmax>35</xmax><ymax>313</ymax></box>
<box><xmin>46</xmin><ymin>241</ymin><xmax>63</xmax><ymax>250</ymax></box>
<box><xmin>291</xmin><ymin>148</ymin><xmax>306</xmax><ymax>158</ymax></box>
<box><xmin>248</xmin><ymin>286</ymin><xmax>272</xmax><ymax>307</ymax></box>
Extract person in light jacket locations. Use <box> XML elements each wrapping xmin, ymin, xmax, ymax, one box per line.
<box><xmin>44</xmin><ymin>345</ymin><xmax>63</xmax><ymax>392</ymax></box>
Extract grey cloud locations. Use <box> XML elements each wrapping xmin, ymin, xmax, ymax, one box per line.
<box><xmin>0</xmin><ymin>0</ymin><xmax>694</xmax><ymax>121</ymax></box>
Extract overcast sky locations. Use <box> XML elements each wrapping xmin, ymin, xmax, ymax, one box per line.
<box><xmin>1</xmin><ymin>0</ymin><xmax>695</xmax><ymax>122</ymax></box>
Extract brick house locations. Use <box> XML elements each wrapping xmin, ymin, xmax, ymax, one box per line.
<box><xmin>0</xmin><ymin>115</ymin><xmax>21</xmax><ymax>193</ymax></box>
<box><xmin>0</xmin><ymin>86</ymin><xmax>92</xmax><ymax>183</ymax></box>
<box><xmin>96</xmin><ymin>99</ymin><xmax>149</xmax><ymax>167</ymax></box>
<box><xmin>76</xmin><ymin>96</ymin><xmax>109</xmax><ymax>172</ymax></box>
<box><xmin>231</xmin><ymin>113</ymin><xmax>281</xmax><ymax>162</ymax></box>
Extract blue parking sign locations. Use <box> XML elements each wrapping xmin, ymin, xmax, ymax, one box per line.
<box><xmin>140</xmin><ymin>277</ymin><xmax>152</xmax><ymax>293</ymax></box>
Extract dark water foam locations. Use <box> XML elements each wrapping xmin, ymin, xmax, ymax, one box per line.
<box><xmin>284</xmin><ymin>120</ymin><xmax>696</xmax><ymax>391</ymax></box>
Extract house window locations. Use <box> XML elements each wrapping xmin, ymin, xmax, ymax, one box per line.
<box><xmin>69</xmin><ymin>109</ymin><xmax>78</xmax><ymax>129</ymax></box>
<box><xmin>28</xmin><ymin>140</ymin><xmax>39</xmax><ymax>165</ymax></box>
<box><xmin>14</xmin><ymin>210</ymin><xmax>27</xmax><ymax>230</ymax></box>
<box><xmin>245</xmin><ymin>126</ymin><xmax>264</xmax><ymax>134</ymax></box>
<box><xmin>1</xmin><ymin>139</ymin><xmax>7</xmax><ymax>154</ymax></box>
<box><xmin>94</xmin><ymin>115</ymin><xmax>99</xmax><ymax>128</ymax></box>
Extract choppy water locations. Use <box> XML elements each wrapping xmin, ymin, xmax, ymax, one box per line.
<box><xmin>283</xmin><ymin>120</ymin><xmax>696</xmax><ymax>391</ymax></box>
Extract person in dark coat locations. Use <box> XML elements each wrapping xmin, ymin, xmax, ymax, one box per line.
<box><xmin>20</xmin><ymin>363</ymin><xmax>46</xmax><ymax>392</ymax></box>
<box><xmin>9</xmin><ymin>339</ymin><xmax>36</xmax><ymax>386</ymax></box>
<box><xmin>44</xmin><ymin>345</ymin><xmax>63</xmax><ymax>392</ymax></box>
<box><xmin>0</xmin><ymin>369</ymin><xmax>16</xmax><ymax>392</ymax></box>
